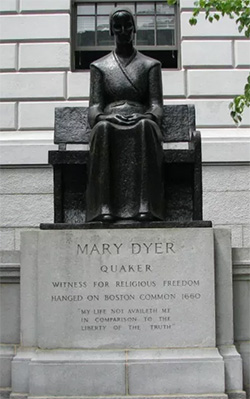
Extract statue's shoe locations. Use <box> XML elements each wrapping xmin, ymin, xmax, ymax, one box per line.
<box><xmin>136</xmin><ymin>212</ymin><xmax>156</xmax><ymax>221</ymax></box>
<box><xmin>97</xmin><ymin>214</ymin><xmax>115</xmax><ymax>222</ymax></box>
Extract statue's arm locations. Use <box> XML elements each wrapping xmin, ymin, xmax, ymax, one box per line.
<box><xmin>88</xmin><ymin>65</ymin><xmax>105</xmax><ymax>128</ymax></box>
<box><xmin>145</xmin><ymin>63</ymin><xmax>163</xmax><ymax>125</ymax></box>
<box><xmin>88</xmin><ymin>64</ymin><xmax>136</xmax><ymax>126</ymax></box>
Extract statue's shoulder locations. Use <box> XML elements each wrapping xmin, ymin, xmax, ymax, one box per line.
<box><xmin>90</xmin><ymin>52</ymin><xmax>114</xmax><ymax>72</ymax></box>
<box><xmin>136</xmin><ymin>51</ymin><xmax>161</xmax><ymax>69</ymax></box>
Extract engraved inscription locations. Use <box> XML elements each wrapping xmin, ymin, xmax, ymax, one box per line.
<box><xmin>77</xmin><ymin>241</ymin><xmax>175</xmax><ymax>256</ymax></box>
<box><xmin>39</xmin><ymin>229</ymin><xmax>215</xmax><ymax>349</ymax></box>
<box><xmin>49</xmin><ymin>249</ymin><xmax>202</xmax><ymax>336</ymax></box>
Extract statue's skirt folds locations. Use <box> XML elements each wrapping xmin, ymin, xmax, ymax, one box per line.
<box><xmin>86</xmin><ymin>118</ymin><xmax>164</xmax><ymax>221</ymax></box>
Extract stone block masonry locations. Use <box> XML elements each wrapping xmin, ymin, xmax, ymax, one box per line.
<box><xmin>20</xmin><ymin>0</ymin><xmax>70</xmax><ymax>12</ymax></box>
<box><xmin>0</xmin><ymin>0</ymin><xmax>249</xmax><ymax>134</ymax></box>
<box><xmin>19</xmin><ymin>101</ymin><xmax>88</xmax><ymax>129</ymax></box>
<box><xmin>188</xmin><ymin>70</ymin><xmax>250</xmax><ymax>97</ymax></box>
<box><xmin>182</xmin><ymin>40</ymin><xmax>233</xmax><ymax>67</ymax></box>
<box><xmin>0</xmin><ymin>0</ymin><xmax>17</xmax><ymax>13</ymax></box>
<box><xmin>0</xmin><ymin>0</ymin><xmax>249</xmax><ymax>250</ymax></box>
<box><xmin>0</xmin><ymin>44</ymin><xmax>17</xmax><ymax>71</ymax></box>
<box><xmin>19</xmin><ymin>43</ymin><xmax>70</xmax><ymax>70</ymax></box>
<box><xmin>0</xmin><ymin>72</ymin><xmax>66</xmax><ymax>100</ymax></box>
<box><xmin>235</xmin><ymin>41</ymin><xmax>250</xmax><ymax>67</ymax></box>
<box><xmin>0</xmin><ymin>14</ymin><xmax>70</xmax><ymax>41</ymax></box>
<box><xmin>0</xmin><ymin>103</ymin><xmax>16</xmax><ymax>129</ymax></box>
<box><xmin>181</xmin><ymin>10</ymin><xmax>242</xmax><ymax>37</ymax></box>
<box><xmin>0</xmin><ymin>2</ymin><xmax>249</xmax><ymax>396</ymax></box>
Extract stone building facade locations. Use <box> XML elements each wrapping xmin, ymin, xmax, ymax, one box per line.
<box><xmin>0</xmin><ymin>0</ymin><xmax>249</xmax><ymax>248</ymax></box>
<box><xmin>0</xmin><ymin>0</ymin><xmax>249</xmax><ymax>396</ymax></box>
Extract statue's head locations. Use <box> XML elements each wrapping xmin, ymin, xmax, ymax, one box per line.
<box><xmin>109</xmin><ymin>8</ymin><xmax>136</xmax><ymax>44</ymax></box>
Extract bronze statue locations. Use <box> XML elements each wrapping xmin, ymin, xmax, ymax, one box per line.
<box><xmin>86</xmin><ymin>7</ymin><xmax>164</xmax><ymax>222</ymax></box>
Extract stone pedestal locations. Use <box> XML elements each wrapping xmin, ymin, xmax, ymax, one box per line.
<box><xmin>10</xmin><ymin>228</ymin><xmax>246</xmax><ymax>399</ymax></box>
<box><xmin>0</xmin><ymin>251</ymin><xmax>20</xmax><ymax>399</ymax></box>
<box><xmin>233</xmin><ymin>248</ymin><xmax>250</xmax><ymax>398</ymax></box>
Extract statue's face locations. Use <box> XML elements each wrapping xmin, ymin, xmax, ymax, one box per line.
<box><xmin>111</xmin><ymin>12</ymin><xmax>134</xmax><ymax>44</ymax></box>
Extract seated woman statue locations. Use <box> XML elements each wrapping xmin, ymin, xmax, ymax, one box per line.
<box><xmin>86</xmin><ymin>7</ymin><xmax>165</xmax><ymax>222</ymax></box>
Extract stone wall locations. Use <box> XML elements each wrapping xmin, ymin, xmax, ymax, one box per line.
<box><xmin>0</xmin><ymin>0</ymin><xmax>249</xmax><ymax>249</ymax></box>
<box><xmin>0</xmin><ymin>165</ymin><xmax>249</xmax><ymax>250</ymax></box>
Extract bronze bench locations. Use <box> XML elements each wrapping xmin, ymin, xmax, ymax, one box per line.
<box><xmin>49</xmin><ymin>104</ymin><xmax>203</xmax><ymax>224</ymax></box>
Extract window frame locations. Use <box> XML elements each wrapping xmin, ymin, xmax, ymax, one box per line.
<box><xmin>71</xmin><ymin>0</ymin><xmax>180</xmax><ymax>70</ymax></box>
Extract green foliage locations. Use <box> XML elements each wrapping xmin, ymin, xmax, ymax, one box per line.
<box><xmin>167</xmin><ymin>0</ymin><xmax>250</xmax><ymax>124</ymax></box>
<box><xmin>189</xmin><ymin>0</ymin><xmax>250</xmax><ymax>38</ymax></box>
<box><xmin>230</xmin><ymin>75</ymin><xmax>250</xmax><ymax>124</ymax></box>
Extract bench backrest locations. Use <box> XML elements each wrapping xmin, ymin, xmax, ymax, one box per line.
<box><xmin>54</xmin><ymin>104</ymin><xmax>196</xmax><ymax>146</ymax></box>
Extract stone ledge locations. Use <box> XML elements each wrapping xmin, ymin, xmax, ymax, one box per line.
<box><xmin>232</xmin><ymin>248</ymin><xmax>250</xmax><ymax>280</ymax></box>
<box><xmin>0</xmin><ymin>345</ymin><xmax>17</xmax><ymax>397</ymax></box>
<box><xmin>1</xmin><ymin>129</ymin><xmax>250</xmax><ymax>165</ymax></box>
<box><xmin>40</xmin><ymin>221</ymin><xmax>212</xmax><ymax>230</ymax></box>
<box><xmin>0</xmin><ymin>265</ymin><xmax>20</xmax><ymax>283</ymax></box>
<box><xmin>27</xmin><ymin>396</ymin><xmax>228</xmax><ymax>399</ymax></box>
<box><xmin>0</xmin><ymin>251</ymin><xmax>20</xmax><ymax>283</ymax></box>
<box><xmin>11</xmin><ymin>348</ymin><xmax>225</xmax><ymax>396</ymax></box>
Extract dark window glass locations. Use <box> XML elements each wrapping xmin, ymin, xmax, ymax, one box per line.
<box><xmin>137</xmin><ymin>3</ymin><xmax>154</xmax><ymax>14</ymax></box>
<box><xmin>73</xmin><ymin>1</ymin><xmax>178</xmax><ymax>70</ymax></box>
<box><xmin>77</xmin><ymin>16</ymin><xmax>95</xmax><ymax>46</ymax></box>
<box><xmin>137</xmin><ymin>15</ymin><xmax>155</xmax><ymax>46</ymax></box>
<box><xmin>156</xmin><ymin>3</ymin><xmax>174</xmax><ymax>14</ymax></box>
<box><xmin>77</xmin><ymin>4</ymin><xmax>95</xmax><ymax>13</ymax></box>
<box><xmin>156</xmin><ymin>16</ymin><xmax>175</xmax><ymax>45</ymax></box>
<box><xmin>97</xmin><ymin>16</ymin><xmax>113</xmax><ymax>45</ymax></box>
<box><xmin>119</xmin><ymin>2</ymin><xmax>135</xmax><ymax>12</ymax></box>
<box><xmin>97</xmin><ymin>3</ymin><xmax>114</xmax><ymax>13</ymax></box>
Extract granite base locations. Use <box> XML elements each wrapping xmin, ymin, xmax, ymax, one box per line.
<box><xmin>11</xmin><ymin>348</ymin><xmax>225</xmax><ymax>397</ymax></box>
<box><xmin>9</xmin><ymin>228</ymin><xmax>246</xmax><ymax>398</ymax></box>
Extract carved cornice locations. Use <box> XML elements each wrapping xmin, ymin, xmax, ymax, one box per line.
<box><xmin>232</xmin><ymin>248</ymin><xmax>250</xmax><ymax>281</ymax></box>
<box><xmin>0</xmin><ymin>264</ymin><xmax>20</xmax><ymax>283</ymax></box>
<box><xmin>0</xmin><ymin>251</ymin><xmax>20</xmax><ymax>284</ymax></box>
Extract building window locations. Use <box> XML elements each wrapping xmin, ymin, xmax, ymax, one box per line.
<box><xmin>72</xmin><ymin>0</ymin><xmax>179</xmax><ymax>70</ymax></box>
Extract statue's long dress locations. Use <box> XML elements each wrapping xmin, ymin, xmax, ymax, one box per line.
<box><xmin>86</xmin><ymin>50</ymin><xmax>164</xmax><ymax>221</ymax></box>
